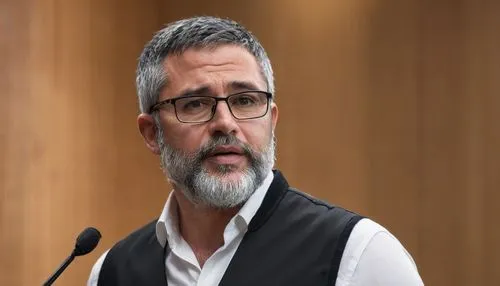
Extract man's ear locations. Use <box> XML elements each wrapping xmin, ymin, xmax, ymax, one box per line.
<box><xmin>137</xmin><ymin>113</ymin><xmax>161</xmax><ymax>154</ymax></box>
<box><xmin>270</xmin><ymin>102</ymin><xmax>279</xmax><ymax>131</ymax></box>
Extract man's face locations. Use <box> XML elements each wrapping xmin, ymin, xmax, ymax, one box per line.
<box><xmin>151</xmin><ymin>45</ymin><xmax>278</xmax><ymax>208</ymax></box>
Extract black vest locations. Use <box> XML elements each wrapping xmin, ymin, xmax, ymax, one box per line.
<box><xmin>98</xmin><ymin>171</ymin><xmax>362</xmax><ymax>286</ymax></box>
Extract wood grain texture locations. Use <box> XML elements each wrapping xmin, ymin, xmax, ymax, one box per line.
<box><xmin>1</xmin><ymin>0</ymin><xmax>498</xmax><ymax>285</ymax></box>
<box><xmin>1</xmin><ymin>0</ymin><xmax>168</xmax><ymax>284</ymax></box>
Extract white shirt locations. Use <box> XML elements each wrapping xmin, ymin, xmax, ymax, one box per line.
<box><xmin>88</xmin><ymin>172</ymin><xmax>423</xmax><ymax>285</ymax></box>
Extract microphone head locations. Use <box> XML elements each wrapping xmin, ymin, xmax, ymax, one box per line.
<box><xmin>73</xmin><ymin>227</ymin><xmax>101</xmax><ymax>256</ymax></box>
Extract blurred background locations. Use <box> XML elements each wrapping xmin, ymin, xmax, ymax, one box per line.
<box><xmin>1</xmin><ymin>0</ymin><xmax>499</xmax><ymax>285</ymax></box>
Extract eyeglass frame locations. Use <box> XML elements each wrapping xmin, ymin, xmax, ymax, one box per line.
<box><xmin>148</xmin><ymin>90</ymin><xmax>273</xmax><ymax>123</ymax></box>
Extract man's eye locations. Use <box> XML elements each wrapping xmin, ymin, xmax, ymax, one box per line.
<box><xmin>234</xmin><ymin>96</ymin><xmax>257</xmax><ymax>106</ymax></box>
<box><xmin>180</xmin><ymin>98</ymin><xmax>212</xmax><ymax>111</ymax></box>
<box><xmin>186</xmin><ymin>100</ymin><xmax>203</xmax><ymax>109</ymax></box>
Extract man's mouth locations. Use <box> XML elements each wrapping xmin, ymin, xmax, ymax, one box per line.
<box><xmin>206</xmin><ymin>145</ymin><xmax>246</xmax><ymax>164</ymax></box>
<box><xmin>209</xmin><ymin>145</ymin><xmax>244</xmax><ymax>157</ymax></box>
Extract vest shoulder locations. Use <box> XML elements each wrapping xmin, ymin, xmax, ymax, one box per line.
<box><xmin>98</xmin><ymin>219</ymin><xmax>165</xmax><ymax>285</ymax></box>
<box><xmin>256</xmin><ymin>187</ymin><xmax>363</xmax><ymax>234</ymax></box>
<box><xmin>285</xmin><ymin>188</ymin><xmax>358</xmax><ymax>216</ymax></box>
<box><xmin>109</xmin><ymin>219</ymin><xmax>158</xmax><ymax>253</ymax></box>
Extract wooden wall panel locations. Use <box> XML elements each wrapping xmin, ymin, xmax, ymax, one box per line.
<box><xmin>1</xmin><ymin>0</ymin><xmax>499</xmax><ymax>285</ymax></box>
<box><xmin>473</xmin><ymin>1</ymin><xmax>500</xmax><ymax>284</ymax></box>
<box><xmin>1</xmin><ymin>0</ymin><xmax>168</xmax><ymax>284</ymax></box>
<box><xmin>364</xmin><ymin>0</ymin><xmax>421</xmax><ymax>256</ymax></box>
<box><xmin>419</xmin><ymin>1</ymin><xmax>470</xmax><ymax>283</ymax></box>
<box><xmin>0</xmin><ymin>1</ymin><xmax>31</xmax><ymax>285</ymax></box>
<box><xmin>418</xmin><ymin>0</ymin><xmax>500</xmax><ymax>284</ymax></box>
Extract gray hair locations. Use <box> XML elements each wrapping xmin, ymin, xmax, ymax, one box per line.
<box><xmin>136</xmin><ymin>16</ymin><xmax>275</xmax><ymax>114</ymax></box>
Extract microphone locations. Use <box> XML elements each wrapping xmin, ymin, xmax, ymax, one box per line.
<box><xmin>43</xmin><ymin>227</ymin><xmax>102</xmax><ymax>286</ymax></box>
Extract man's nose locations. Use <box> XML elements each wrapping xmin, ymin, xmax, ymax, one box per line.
<box><xmin>208</xmin><ymin>100</ymin><xmax>238</xmax><ymax>135</ymax></box>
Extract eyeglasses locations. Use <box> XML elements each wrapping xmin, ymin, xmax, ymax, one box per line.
<box><xmin>149</xmin><ymin>90</ymin><xmax>273</xmax><ymax>123</ymax></box>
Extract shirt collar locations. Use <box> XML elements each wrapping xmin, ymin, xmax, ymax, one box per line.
<box><xmin>155</xmin><ymin>171</ymin><xmax>274</xmax><ymax>248</ymax></box>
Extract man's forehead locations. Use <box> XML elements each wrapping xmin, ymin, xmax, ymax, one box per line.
<box><xmin>161</xmin><ymin>45</ymin><xmax>266</xmax><ymax>96</ymax></box>
<box><xmin>164</xmin><ymin>45</ymin><xmax>258</xmax><ymax>71</ymax></box>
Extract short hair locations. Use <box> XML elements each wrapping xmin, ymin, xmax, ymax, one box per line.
<box><xmin>136</xmin><ymin>16</ymin><xmax>275</xmax><ymax>114</ymax></box>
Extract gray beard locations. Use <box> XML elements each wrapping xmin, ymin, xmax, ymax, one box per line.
<box><xmin>156</xmin><ymin>125</ymin><xmax>275</xmax><ymax>209</ymax></box>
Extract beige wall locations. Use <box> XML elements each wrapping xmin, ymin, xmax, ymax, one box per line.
<box><xmin>1</xmin><ymin>0</ymin><xmax>499</xmax><ymax>285</ymax></box>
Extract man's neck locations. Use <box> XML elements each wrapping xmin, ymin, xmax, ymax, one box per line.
<box><xmin>173</xmin><ymin>190</ymin><xmax>240</xmax><ymax>268</ymax></box>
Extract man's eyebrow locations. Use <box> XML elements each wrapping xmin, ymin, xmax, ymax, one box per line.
<box><xmin>229</xmin><ymin>81</ymin><xmax>261</xmax><ymax>91</ymax></box>
<box><xmin>176</xmin><ymin>81</ymin><xmax>262</xmax><ymax>98</ymax></box>
<box><xmin>178</xmin><ymin>86</ymin><xmax>211</xmax><ymax>97</ymax></box>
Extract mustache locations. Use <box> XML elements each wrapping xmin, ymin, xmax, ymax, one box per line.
<box><xmin>196</xmin><ymin>135</ymin><xmax>254</xmax><ymax>162</ymax></box>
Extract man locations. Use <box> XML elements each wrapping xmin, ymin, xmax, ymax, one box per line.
<box><xmin>88</xmin><ymin>16</ymin><xmax>423</xmax><ymax>285</ymax></box>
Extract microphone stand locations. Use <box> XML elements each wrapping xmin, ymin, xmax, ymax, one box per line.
<box><xmin>43</xmin><ymin>251</ymin><xmax>75</xmax><ymax>286</ymax></box>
